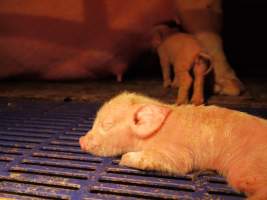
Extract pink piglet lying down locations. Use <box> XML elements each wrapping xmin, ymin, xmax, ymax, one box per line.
<box><xmin>79</xmin><ymin>92</ymin><xmax>267</xmax><ymax>200</ymax></box>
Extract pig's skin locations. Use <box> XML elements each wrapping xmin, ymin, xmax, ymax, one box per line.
<box><xmin>80</xmin><ymin>92</ymin><xmax>267</xmax><ymax>199</ymax></box>
<box><xmin>0</xmin><ymin>0</ymin><xmax>244</xmax><ymax>95</ymax></box>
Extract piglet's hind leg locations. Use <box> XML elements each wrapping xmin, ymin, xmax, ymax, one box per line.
<box><xmin>248</xmin><ymin>190</ymin><xmax>267</xmax><ymax>200</ymax></box>
<box><xmin>176</xmin><ymin>70</ymin><xmax>192</xmax><ymax>105</ymax></box>
<box><xmin>191</xmin><ymin>57</ymin><xmax>207</xmax><ymax>105</ymax></box>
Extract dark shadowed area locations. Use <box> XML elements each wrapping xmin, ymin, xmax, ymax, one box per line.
<box><xmin>222</xmin><ymin>0</ymin><xmax>267</xmax><ymax>76</ymax></box>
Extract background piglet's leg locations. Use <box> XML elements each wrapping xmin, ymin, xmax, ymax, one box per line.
<box><xmin>171</xmin><ymin>77</ymin><xmax>180</xmax><ymax>88</ymax></box>
<box><xmin>175</xmin><ymin>67</ymin><xmax>192</xmax><ymax>105</ymax></box>
<box><xmin>159</xmin><ymin>54</ymin><xmax>172</xmax><ymax>88</ymax></box>
<box><xmin>191</xmin><ymin>57</ymin><xmax>208</xmax><ymax>105</ymax></box>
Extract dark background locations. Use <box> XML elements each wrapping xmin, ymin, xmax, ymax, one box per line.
<box><xmin>222</xmin><ymin>0</ymin><xmax>267</xmax><ymax>76</ymax></box>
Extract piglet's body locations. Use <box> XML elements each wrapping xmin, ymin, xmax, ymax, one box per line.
<box><xmin>155</xmin><ymin>32</ymin><xmax>212</xmax><ymax>105</ymax></box>
<box><xmin>80</xmin><ymin>93</ymin><xmax>267</xmax><ymax>200</ymax></box>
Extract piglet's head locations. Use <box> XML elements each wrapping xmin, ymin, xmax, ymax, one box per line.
<box><xmin>79</xmin><ymin>92</ymin><xmax>171</xmax><ymax>157</ymax></box>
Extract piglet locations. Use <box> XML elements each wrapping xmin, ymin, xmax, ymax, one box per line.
<box><xmin>152</xmin><ymin>25</ymin><xmax>212</xmax><ymax>105</ymax></box>
<box><xmin>80</xmin><ymin>92</ymin><xmax>267</xmax><ymax>200</ymax></box>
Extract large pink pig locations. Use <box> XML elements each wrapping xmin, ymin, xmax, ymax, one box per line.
<box><xmin>80</xmin><ymin>92</ymin><xmax>267</xmax><ymax>200</ymax></box>
<box><xmin>0</xmin><ymin>0</ymin><xmax>243</xmax><ymax>94</ymax></box>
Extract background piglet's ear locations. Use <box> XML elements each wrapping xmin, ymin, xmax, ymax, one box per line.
<box><xmin>130</xmin><ymin>104</ymin><xmax>171</xmax><ymax>138</ymax></box>
<box><xmin>150</xmin><ymin>25</ymin><xmax>169</xmax><ymax>49</ymax></box>
<box><xmin>151</xmin><ymin>31</ymin><xmax>163</xmax><ymax>49</ymax></box>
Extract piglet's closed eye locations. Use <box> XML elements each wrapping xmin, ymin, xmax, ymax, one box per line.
<box><xmin>101</xmin><ymin>119</ymin><xmax>114</xmax><ymax>131</ymax></box>
<box><xmin>130</xmin><ymin>104</ymin><xmax>171</xmax><ymax>138</ymax></box>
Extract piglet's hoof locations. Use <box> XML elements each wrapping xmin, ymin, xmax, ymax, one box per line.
<box><xmin>163</xmin><ymin>80</ymin><xmax>172</xmax><ymax>88</ymax></box>
<box><xmin>171</xmin><ymin>80</ymin><xmax>179</xmax><ymax>88</ymax></box>
<box><xmin>191</xmin><ymin>97</ymin><xmax>204</xmax><ymax>106</ymax></box>
<box><xmin>176</xmin><ymin>98</ymin><xmax>189</xmax><ymax>105</ymax></box>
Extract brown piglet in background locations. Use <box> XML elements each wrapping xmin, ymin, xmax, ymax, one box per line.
<box><xmin>80</xmin><ymin>92</ymin><xmax>267</xmax><ymax>200</ymax></box>
<box><xmin>152</xmin><ymin>25</ymin><xmax>212</xmax><ymax>105</ymax></box>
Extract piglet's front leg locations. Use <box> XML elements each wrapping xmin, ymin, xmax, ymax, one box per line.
<box><xmin>120</xmin><ymin>149</ymin><xmax>193</xmax><ymax>175</ymax></box>
<box><xmin>159</xmin><ymin>55</ymin><xmax>172</xmax><ymax>88</ymax></box>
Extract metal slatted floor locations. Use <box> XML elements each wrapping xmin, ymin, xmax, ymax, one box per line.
<box><xmin>1</xmin><ymin>98</ymin><xmax>265</xmax><ymax>199</ymax></box>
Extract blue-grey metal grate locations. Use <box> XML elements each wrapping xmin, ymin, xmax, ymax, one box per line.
<box><xmin>1</xmin><ymin>98</ymin><xmax>265</xmax><ymax>199</ymax></box>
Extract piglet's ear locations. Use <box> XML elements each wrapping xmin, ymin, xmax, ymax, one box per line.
<box><xmin>130</xmin><ymin>104</ymin><xmax>171</xmax><ymax>138</ymax></box>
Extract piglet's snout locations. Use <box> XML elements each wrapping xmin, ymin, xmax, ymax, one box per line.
<box><xmin>79</xmin><ymin>136</ymin><xmax>87</xmax><ymax>151</ymax></box>
<box><xmin>79</xmin><ymin>132</ymin><xmax>92</xmax><ymax>151</ymax></box>
<box><xmin>79</xmin><ymin>132</ymin><xmax>99</xmax><ymax>152</ymax></box>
